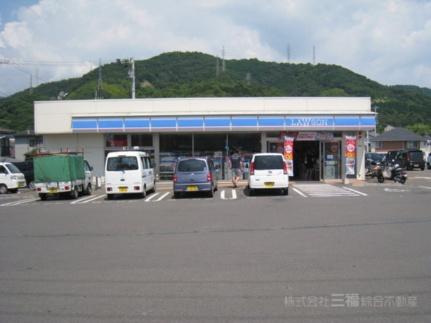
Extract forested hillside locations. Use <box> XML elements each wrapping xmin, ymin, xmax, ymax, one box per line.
<box><xmin>1</xmin><ymin>52</ymin><xmax>430</xmax><ymax>133</ymax></box>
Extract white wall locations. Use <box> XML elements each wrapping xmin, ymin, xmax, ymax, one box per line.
<box><xmin>43</xmin><ymin>134</ymin><xmax>105</xmax><ymax>176</ymax></box>
<box><xmin>35</xmin><ymin>97</ymin><xmax>373</xmax><ymax>134</ymax></box>
<box><xmin>14</xmin><ymin>142</ymin><xmax>30</xmax><ymax>161</ymax></box>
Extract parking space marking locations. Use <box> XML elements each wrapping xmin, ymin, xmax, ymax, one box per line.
<box><xmin>342</xmin><ymin>186</ymin><xmax>368</xmax><ymax>196</ymax></box>
<box><xmin>70</xmin><ymin>195</ymin><xmax>97</xmax><ymax>205</ymax></box>
<box><xmin>220</xmin><ymin>189</ymin><xmax>237</xmax><ymax>200</ymax></box>
<box><xmin>292</xmin><ymin>187</ymin><xmax>308</xmax><ymax>198</ymax></box>
<box><xmin>293</xmin><ymin>184</ymin><xmax>363</xmax><ymax>198</ymax></box>
<box><xmin>220</xmin><ymin>190</ymin><xmax>226</xmax><ymax>200</ymax></box>
<box><xmin>384</xmin><ymin>188</ymin><xmax>409</xmax><ymax>193</ymax></box>
<box><xmin>77</xmin><ymin>194</ymin><xmax>106</xmax><ymax>204</ymax></box>
<box><xmin>145</xmin><ymin>192</ymin><xmax>161</xmax><ymax>202</ymax></box>
<box><xmin>155</xmin><ymin>192</ymin><xmax>170</xmax><ymax>202</ymax></box>
<box><xmin>232</xmin><ymin>189</ymin><xmax>237</xmax><ymax>200</ymax></box>
<box><xmin>418</xmin><ymin>186</ymin><xmax>431</xmax><ymax>190</ymax></box>
<box><xmin>0</xmin><ymin>198</ymin><xmax>38</xmax><ymax>207</ymax></box>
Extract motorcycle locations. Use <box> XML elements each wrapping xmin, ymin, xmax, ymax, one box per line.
<box><xmin>365</xmin><ymin>161</ymin><xmax>385</xmax><ymax>183</ymax></box>
<box><xmin>382</xmin><ymin>162</ymin><xmax>407</xmax><ymax>184</ymax></box>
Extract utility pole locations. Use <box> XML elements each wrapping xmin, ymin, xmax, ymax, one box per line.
<box><xmin>286</xmin><ymin>43</ymin><xmax>291</xmax><ymax>63</ymax></box>
<box><xmin>29</xmin><ymin>73</ymin><xmax>33</xmax><ymax>94</ymax></box>
<box><xmin>128</xmin><ymin>58</ymin><xmax>136</xmax><ymax>99</ymax></box>
<box><xmin>312</xmin><ymin>45</ymin><xmax>316</xmax><ymax>65</ymax></box>
<box><xmin>216</xmin><ymin>56</ymin><xmax>220</xmax><ymax>78</ymax></box>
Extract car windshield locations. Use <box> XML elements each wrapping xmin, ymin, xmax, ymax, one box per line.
<box><xmin>5</xmin><ymin>163</ymin><xmax>22</xmax><ymax>174</ymax></box>
<box><xmin>367</xmin><ymin>153</ymin><xmax>384</xmax><ymax>162</ymax></box>
<box><xmin>107</xmin><ymin>156</ymin><xmax>139</xmax><ymax>171</ymax></box>
<box><xmin>409</xmin><ymin>151</ymin><xmax>423</xmax><ymax>160</ymax></box>
<box><xmin>177</xmin><ymin>159</ymin><xmax>206</xmax><ymax>172</ymax></box>
<box><xmin>254</xmin><ymin>155</ymin><xmax>284</xmax><ymax>170</ymax></box>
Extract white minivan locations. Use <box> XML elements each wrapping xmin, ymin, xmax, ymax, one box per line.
<box><xmin>0</xmin><ymin>162</ymin><xmax>27</xmax><ymax>194</ymax></box>
<box><xmin>248</xmin><ymin>153</ymin><xmax>289</xmax><ymax>195</ymax></box>
<box><xmin>105</xmin><ymin>151</ymin><xmax>155</xmax><ymax>199</ymax></box>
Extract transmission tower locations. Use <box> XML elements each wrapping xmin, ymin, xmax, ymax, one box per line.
<box><xmin>221</xmin><ymin>46</ymin><xmax>226</xmax><ymax>73</ymax></box>
<box><xmin>96</xmin><ymin>58</ymin><xmax>103</xmax><ymax>99</ymax></box>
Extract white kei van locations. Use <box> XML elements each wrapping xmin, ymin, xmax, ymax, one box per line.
<box><xmin>0</xmin><ymin>162</ymin><xmax>26</xmax><ymax>194</ymax></box>
<box><xmin>105</xmin><ymin>151</ymin><xmax>155</xmax><ymax>199</ymax></box>
<box><xmin>248</xmin><ymin>153</ymin><xmax>289</xmax><ymax>195</ymax></box>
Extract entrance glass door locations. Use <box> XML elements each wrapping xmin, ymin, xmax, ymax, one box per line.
<box><xmin>321</xmin><ymin>141</ymin><xmax>341</xmax><ymax>180</ymax></box>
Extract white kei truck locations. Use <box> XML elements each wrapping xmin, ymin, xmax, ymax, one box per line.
<box><xmin>0</xmin><ymin>162</ymin><xmax>27</xmax><ymax>194</ymax></box>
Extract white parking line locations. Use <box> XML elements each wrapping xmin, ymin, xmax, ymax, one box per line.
<box><xmin>231</xmin><ymin>189</ymin><xmax>237</xmax><ymax>200</ymax></box>
<box><xmin>292</xmin><ymin>187</ymin><xmax>308</xmax><ymax>197</ymax></box>
<box><xmin>220</xmin><ymin>189</ymin><xmax>237</xmax><ymax>200</ymax></box>
<box><xmin>342</xmin><ymin>187</ymin><xmax>368</xmax><ymax>196</ymax></box>
<box><xmin>155</xmin><ymin>192</ymin><xmax>170</xmax><ymax>202</ymax></box>
<box><xmin>419</xmin><ymin>186</ymin><xmax>431</xmax><ymax>190</ymax></box>
<box><xmin>70</xmin><ymin>195</ymin><xmax>97</xmax><ymax>205</ymax></box>
<box><xmin>144</xmin><ymin>192</ymin><xmax>160</xmax><ymax>202</ymax></box>
<box><xmin>0</xmin><ymin>198</ymin><xmax>38</xmax><ymax>207</ymax></box>
<box><xmin>78</xmin><ymin>194</ymin><xmax>106</xmax><ymax>204</ymax></box>
<box><xmin>220</xmin><ymin>190</ymin><xmax>226</xmax><ymax>200</ymax></box>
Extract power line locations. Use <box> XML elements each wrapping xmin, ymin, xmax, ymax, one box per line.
<box><xmin>0</xmin><ymin>58</ymin><xmax>94</xmax><ymax>66</ymax></box>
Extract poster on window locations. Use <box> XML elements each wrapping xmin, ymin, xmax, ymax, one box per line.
<box><xmin>283</xmin><ymin>136</ymin><xmax>294</xmax><ymax>176</ymax></box>
<box><xmin>345</xmin><ymin>136</ymin><xmax>356</xmax><ymax>176</ymax></box>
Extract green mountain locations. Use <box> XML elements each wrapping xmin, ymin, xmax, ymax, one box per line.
<box><xmin>1</xmin><ymin>51</ymin><xmax>431</xmax><ymax>133</ymax></box>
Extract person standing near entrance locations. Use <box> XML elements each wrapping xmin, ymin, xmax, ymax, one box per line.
<box><xmin>229</xmin><ymin>149</ymin><xmax>243</xmax><ymax>188</ymax></box>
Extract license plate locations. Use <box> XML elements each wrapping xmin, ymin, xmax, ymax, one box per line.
<box><xmin>119</xmin><ymin>187</ymin><xmax>128</xmax><ymax>193</ymax></box>
<box><xmin>48</xmin><ymin>188</ymin><xmax>58</xmax><ymax>193</ymax></box>
<box><xmin>186</xmin><ymin>185</ymin><xmax>199</xmax><ymax>192</ymax></box>
<box><xmin>264</xmin><ymin>182</ymin><xmax>274</xmax><ymax>188</ymax></box>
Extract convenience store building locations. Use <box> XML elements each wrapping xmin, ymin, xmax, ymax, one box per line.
<box><xmin>34</xmin><ymin>97</ymin><xmax>375</xmax><ymax>181</ymax></box>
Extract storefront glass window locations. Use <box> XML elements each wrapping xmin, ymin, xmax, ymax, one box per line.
<box><xmin>131</xmin><ymin>134</ymin><xmax>152</xmax><ymax>147</ymax></box>
<box><xmin>228</xmin><ymin>133</ymin><xmax>260</xmax><ymax>180</ymax></box>
<box><xmin>159</xmin><ymin>134</ymin><xmax>192</xmax><ymax>179</ymax></box>
<box><xmin>194</xmin><ymin>134</ymin><xmax>227</xmax><ymax>180</ymax></box>
<box><xmin>105</xmin><ymin>134</ymin><xmax>128</xmax><ymax>148</ymax></box>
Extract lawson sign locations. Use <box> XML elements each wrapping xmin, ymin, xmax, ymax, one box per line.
<box><xmin>71</xmin><ymin>115</ymin><xmax>376</xmax><ymax>132</ymax></box>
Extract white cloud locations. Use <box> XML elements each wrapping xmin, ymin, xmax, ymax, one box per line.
<box><xmin>0</xmin><ymin>0</ymin><xmax>430</xmax><ymax>95</ymax></box>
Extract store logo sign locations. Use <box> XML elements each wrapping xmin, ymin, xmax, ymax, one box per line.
<box><xmin>291</xmin><ymin>118</ymin><xmax>330</xmax><ymax>127</ymax></box>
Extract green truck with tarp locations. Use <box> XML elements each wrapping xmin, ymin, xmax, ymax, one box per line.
<box><xmin>34</xmin><ymin>154</ymin><xmax>93</xmax><ymax>200</ymax></box>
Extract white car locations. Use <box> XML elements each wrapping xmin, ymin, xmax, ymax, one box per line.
<box><xmin>427</xmin><ymin>153</ymin><xmax>431</xmax><ymax>170</ymax></box>
<box><xmin>0</xmin><ymin>162</ymin><xmax>26</xmax><ymax>194</ymax></box>
<box><xmin>105</xmin><ymin>151</ymin><xmax>155</xmax><ymax>199</ymax></box>
<box><xmin>248</xmin><ymin>153</ymin><xmax>289</xmax><ymax>195</ymax></box>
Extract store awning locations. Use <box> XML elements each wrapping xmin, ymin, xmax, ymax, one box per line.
<box><xmin>71</xmin><ymin>115</ymin><xmax>376</xmax><ymax>133</ymax></box>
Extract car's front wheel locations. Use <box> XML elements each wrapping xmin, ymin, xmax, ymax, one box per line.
<box><xmin>0</xmin><ymin>184</ymin><xmax>7</xmax><ymax>194</ymax></box>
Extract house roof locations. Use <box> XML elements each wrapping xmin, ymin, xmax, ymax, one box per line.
<box><xmin>371</xmin><ymin>127</ymin><xmax>425</xmax><ymax>142</ymax></box>
<box><xmin>0</xmin><ymin>127</ymin><xmax>14</xmax><ymax>134</ymax></box>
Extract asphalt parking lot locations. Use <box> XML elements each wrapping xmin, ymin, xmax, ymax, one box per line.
<box><xmin>1</xmin><ymin>170</ymin><xmax>431</xmax><ymax>322</ymax></box>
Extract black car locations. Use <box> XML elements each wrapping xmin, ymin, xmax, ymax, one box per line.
<box><xmin>365</xmin><ymin>152</ymin><xmax>385</xmax><ymax>169</ymax></box>
<box><xmin>13</xmin><ymin>161</ymin><xmax>34</xmax><ymax>188</ymax></box>
<box><xmin>395</xmin><ymin>149</ymin><xmax>425</xmax><ymax>171</ymax></box>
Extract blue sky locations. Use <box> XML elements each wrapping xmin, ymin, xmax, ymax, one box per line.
<box><xmin>0</xmin><ymin>0</ymin><xmax>431</xmax><ymax>95</ymax></box>
<box><xmin>0</xmin><ymin>0</ymin><xmax>38</xmax><ymax>25</ymax></box>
